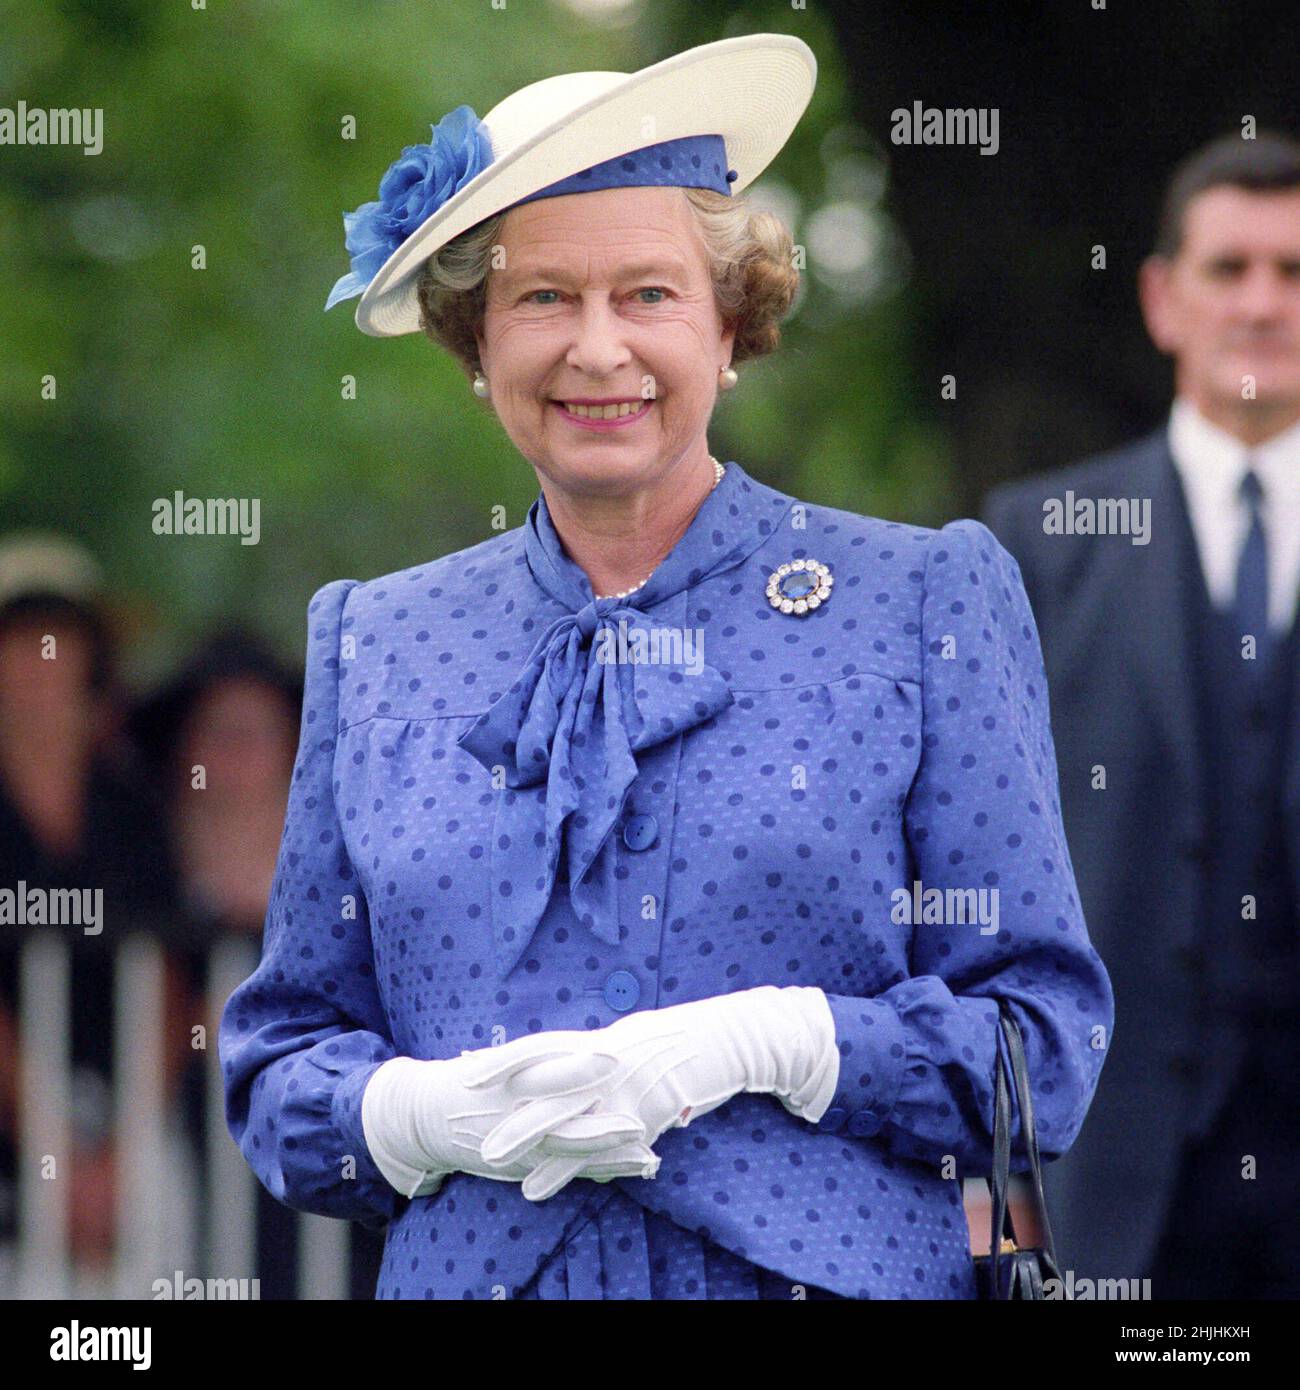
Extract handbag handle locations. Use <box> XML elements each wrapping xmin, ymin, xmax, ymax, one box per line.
<box><xmin>985</xmin><ymin>1001</ymin><xmax>1061</xmax><ymax>1297</ymax></box>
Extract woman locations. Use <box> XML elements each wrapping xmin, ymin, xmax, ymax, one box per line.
<box><xmin>130</xmin><ymin>631</ymin><xmax>302</xmax><ymax>941</ymax></box>
<box><xmin>132</xmin><ymin>630</ymin><xmax>385</xmax><ymax>1297</ymax></box>
<box><xmin>0</xmin><ymin>540</ymin><xmax>180</xmax><ymax>1275</ymax></box>
<box><xmin>220</xmin><ymin>33</ymin><xmax>1114</xmax><ymax>1300</ymax></box>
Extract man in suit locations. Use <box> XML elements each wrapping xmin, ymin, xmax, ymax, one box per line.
<box><xmin>983</xmin><ymin>131</ymin><xmax>1300</xmax><ymax>1299</ymax></box>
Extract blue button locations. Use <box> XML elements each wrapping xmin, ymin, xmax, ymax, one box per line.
<box><xmin>819</xmin><ymin>1107</ymin><xmax>847</xmax><ymax>1133</ymax></box>
<box><xmin>603</xmin><ymin>970</ymin><xmax>640</xmax><ymax>1012</ymax></box>
<box><xmin>622</xmin><ymin>813</ymin><xmax>658</xmax><ymax>852</ymax></box>
<box><xmin>847</xmin><ymin>1109</ymin><xmax>881</xmax><ymax>1137</ymax></box>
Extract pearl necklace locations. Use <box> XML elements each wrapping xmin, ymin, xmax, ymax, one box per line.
<box><xmin>594</xmin><ymin>457</ymin><xmax>725</xmax><ymax>600</ymax></box>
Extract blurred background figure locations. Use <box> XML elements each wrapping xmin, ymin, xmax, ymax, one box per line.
<box><xmin>0</xmin><ymin>532</ymin><xmax>180</xmax><ymax>1287</ymax></box>
<box><xmin>128</xmin><ymin>631</ymin><xmax>384</xmax><ymax>1298</ymax></box>
<box><xmin>984</xmin><ymin>132</ymin><xmax>1300</xmax><ymax>1298</ymax></box>
<box><xmin>129</xmin><ymin>631</ymin><xmax>301</xmax><ymax>940</ymax></box>
<box><xmin>0</xmin><ymin>550</ymin><xmax>386</xmax><ymax>1297</ymax></box>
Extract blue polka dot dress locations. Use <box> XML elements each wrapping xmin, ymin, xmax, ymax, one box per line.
<box><xmin>220</xmin><ymin>460</ymin><xmax>1114</xmax><ymax>1299</ymax></box>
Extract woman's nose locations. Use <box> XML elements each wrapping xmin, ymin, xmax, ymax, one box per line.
<box><xmin>565</xmin><ymin>296</ymin><xmax>632</xmax><ymax>376</ymax></box>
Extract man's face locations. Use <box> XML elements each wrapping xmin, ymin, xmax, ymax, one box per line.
<box><xmin>1141</xmin><ymin>186</ymin><xmax>1300</xmax><ymax>418</ymax></box>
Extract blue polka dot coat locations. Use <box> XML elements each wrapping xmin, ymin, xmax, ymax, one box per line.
<box><xmin>220</xmin><ymin>460</ymin><xmax>1114</xmax><ymax>1299</ymax></box>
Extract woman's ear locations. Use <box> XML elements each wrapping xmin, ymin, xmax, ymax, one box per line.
<box><xmin>721</xmin><ymin>318</ymin><xmax>737</xmax><ymax>363</ymax></box>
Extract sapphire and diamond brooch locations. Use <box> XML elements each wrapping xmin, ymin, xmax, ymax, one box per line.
<box><xmin>766</xmin><ymin>558</ymin><xmax>833</xmax><ymax>616</ymax></box>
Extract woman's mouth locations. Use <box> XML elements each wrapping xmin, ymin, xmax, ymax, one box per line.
<box><xmin>552</xmin><ymin>399</ymin><xmax>655</xmax><ymax>431</ymax></box>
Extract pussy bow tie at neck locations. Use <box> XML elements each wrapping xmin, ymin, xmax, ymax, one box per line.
<box><xmin>457</xmin><ymin>461</ymin><xmax>794</xmax><ymax>979</ymax></box>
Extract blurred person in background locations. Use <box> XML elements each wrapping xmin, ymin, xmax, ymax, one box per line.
<box><xmin>130</xmin><ymin>630</ymin><xmax>384</xmax><ymax>1298</ymax></box>
<box><xmin>984</xmin><ymin>131</ymin><xmax>1300</xmax><ymax>1298</ymax></box>
<box><xmin>0</xmin><ymin>533</ymin><xmax>180</xmax><ymax>1275</ymax></box>
<box><xmin>130</xmin><ymin>631</ymin><xmax>303</xmax><ymax>941</ymax></box>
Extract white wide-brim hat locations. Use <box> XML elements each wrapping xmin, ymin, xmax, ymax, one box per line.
<box><xmin>349</xmin><ymin>33</ymin><xmax>816</xmax><ymax>338</ymax></box>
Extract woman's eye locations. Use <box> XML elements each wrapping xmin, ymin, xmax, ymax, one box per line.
<box><xmin>522</xmin><ymin>287</ymin><xmax>668</xmax><ymax>305</ymax></box>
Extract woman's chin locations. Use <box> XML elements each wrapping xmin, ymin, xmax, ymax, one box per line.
<box><xmin>548</xmin><ymin>438</ymin><xmax>663</xmax><ymax>478</ymax></box>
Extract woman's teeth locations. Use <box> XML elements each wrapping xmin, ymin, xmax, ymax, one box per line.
<box><xmin>560</xmin><ymin>401</ymin><xmax>649</xmax><ymax>418</ymax></box>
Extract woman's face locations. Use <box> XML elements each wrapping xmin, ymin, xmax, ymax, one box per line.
<box><xmin>476</xmin><ymin>184</ymin><xmax>735</xmax><ymax>495</ymax></box>
<box><xmin>0</xmin><ymin>615</ymin><xmax>98</xmax><ymax>737</ymax></box>
<box><xmin>176</xmin><ymin>676</ymin><xmax>297</xmax><ymax>804</ymax></box>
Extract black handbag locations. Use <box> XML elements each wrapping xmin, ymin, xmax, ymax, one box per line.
<box><xmin>973</xmin><ymin>1001</ymin><xmax>1066</xmax><ymax>1299</ymax></box>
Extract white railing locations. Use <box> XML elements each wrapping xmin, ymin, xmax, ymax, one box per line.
<box><xmin>2</xmin><ymin>929</ymin><xmax>1029</xmax><ymax>1297</ymax></box>
<box><xmin>3</xmin><ymin>929</ymin><xmax>356</xmax><ymax>1300</ymax></box>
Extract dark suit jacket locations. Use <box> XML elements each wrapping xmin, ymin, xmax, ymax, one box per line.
<box><xmin>982</xmin><ymin>426</ymin><xmax>1300</xmax><ymax>1282</ymax></box>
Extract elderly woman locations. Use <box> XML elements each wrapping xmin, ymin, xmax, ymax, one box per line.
<box><xmin>220</xmin><ymin>34</ymin><xmax>1113</xmax><ymax>1300</ymax></box>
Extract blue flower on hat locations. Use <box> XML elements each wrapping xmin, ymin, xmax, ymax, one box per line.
<box><xmin>325</xmin><ymin>104</ymin><xmax>494</xmax><ymax>311</ymax></box>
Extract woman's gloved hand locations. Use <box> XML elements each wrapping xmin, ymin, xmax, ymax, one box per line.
<box><xmin>456</xmin><ymin>986</ymin><xmax>840</xmax><ymax>1201</ymax></box>
<box><xmin>360</xmin><ymin>1051</ymin><xmax>662</xmax><ymax>1201</ymax></box>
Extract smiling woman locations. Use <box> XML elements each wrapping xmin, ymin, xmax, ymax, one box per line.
<box><xmin>220</xmin><ymin>31</ymin><xmax>1114</xmax><ymax>1303</ymax></box>
<box><xmin>415</xmin><ymin>184</ymin><xmax>798</xmax><ymax>382</ymax></box>
<box><xmin>416</xmin><ymin>180</ymin><xmax>801</xmax><ymax>593</ymax></box>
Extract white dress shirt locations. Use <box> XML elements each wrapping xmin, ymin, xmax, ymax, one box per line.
<box><xmin>1168</xmin><ymin>397</ymin><xmax>1300</xmax><ymax>634</ymax></box>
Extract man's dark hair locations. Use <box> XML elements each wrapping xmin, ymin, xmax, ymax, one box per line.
<box><xmin>1155</xmin><ymin>130</ymin><xmax>1300</xmax><ymax>258</ymax></box>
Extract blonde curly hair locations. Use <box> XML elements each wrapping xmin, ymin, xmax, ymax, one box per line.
<box><xmin>415</xmin><ymin>187</ymin><xmax>798</xmax><ymax>380</ymax></box>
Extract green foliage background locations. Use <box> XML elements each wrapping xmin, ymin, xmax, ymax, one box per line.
<box><xmin>0</xmin><ymin>0</ymin><xmax>951</xmax><ymax>675</ymax></box>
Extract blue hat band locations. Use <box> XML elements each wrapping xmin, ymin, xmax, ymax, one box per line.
<box><xmin>507</xmin><ymin>133</ymin><xmax>737</xmax><ymax>210</ymax></box>
<box><xmin>326</xmin><ymin>118</ymin><xmax>738</xmax><ymax>314</ymax></box>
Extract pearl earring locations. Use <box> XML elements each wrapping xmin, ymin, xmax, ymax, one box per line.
<box><xmin>472</xmin><ymin>371</ymin><xmax>490</xmax><ymax>398</ymax></box>
<box><xmin>718</xmin><ymin>366</ymin><xmax>738</xmax><ymax>390</ymax></box>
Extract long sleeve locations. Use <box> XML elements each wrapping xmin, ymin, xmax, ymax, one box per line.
<box><xmin>810</xmin><ymin>519</ymin><xmax>1114</xmax><ymax>1177</ymax></box>
<box><xmin>219</xmin><ymin>578</ymin><xmax>402</xmax><ymax>1230</ymax></box>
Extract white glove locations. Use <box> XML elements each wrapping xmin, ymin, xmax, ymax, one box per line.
<box><xmin>360</xmin><ymin>1052</ymin><xmax>662</xmax><ymax>1201</ymax></box>
<box><xmin>457</xmin><ymin>986</ymin><xmax>840</xmax><ymax>1201</ymax></box>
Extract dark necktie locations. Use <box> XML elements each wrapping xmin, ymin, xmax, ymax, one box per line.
<box><xmin>1234</xmin><ymin>467</ymin><xmax>1271</xmax><ymax>671</ymax></box>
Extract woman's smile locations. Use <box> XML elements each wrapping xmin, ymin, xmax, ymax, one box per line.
<box><xmin>551</xmin><ymin>398</ymin><xmax>655</xmax><ymax>430</ymax></box>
